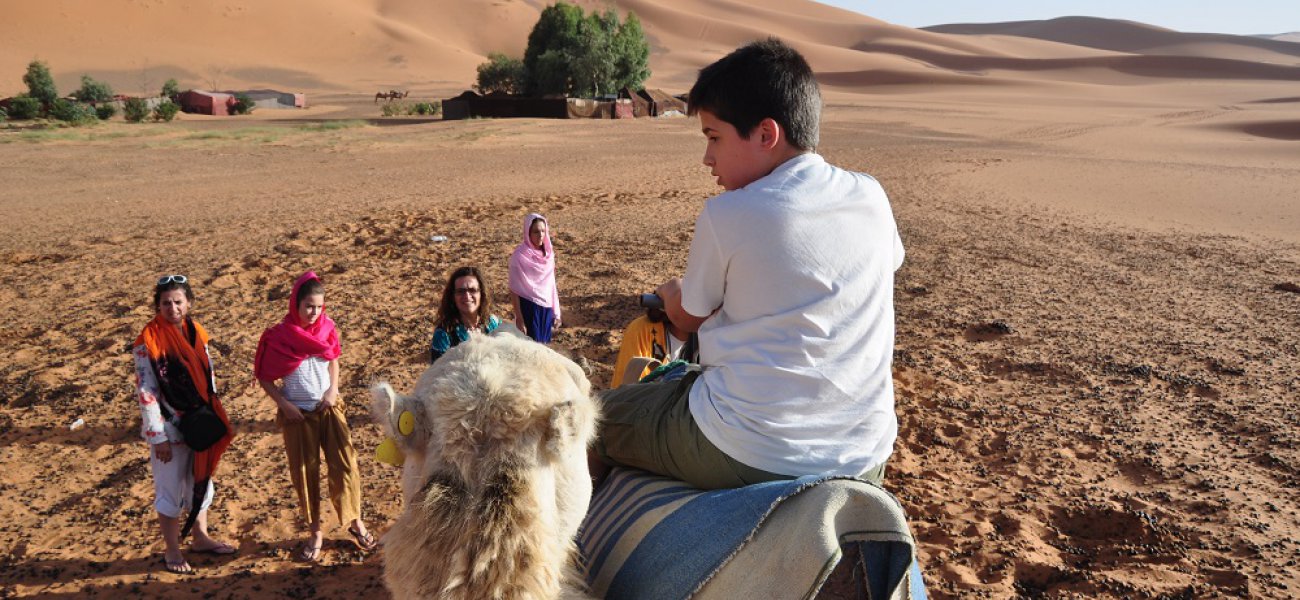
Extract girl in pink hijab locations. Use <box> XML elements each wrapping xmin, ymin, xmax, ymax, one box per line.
<box><xmin>508</xmin><ymin>213</ymin><xmax>561</xmax><ymax>343</ymax></box>
<box><xmin>254</xmin><ymin>272</ymin><xmax>375</xmax><ymax>562</ymax></box>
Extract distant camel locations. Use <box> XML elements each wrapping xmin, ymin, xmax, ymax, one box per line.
<box><xmin>375</xmin><ymin>90</ymin><xmax>410</xmax><ymax>103</ymax></box>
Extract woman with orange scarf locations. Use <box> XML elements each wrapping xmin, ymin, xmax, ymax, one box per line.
<box><xmin>132</xmin><ymin>275</ymin><xmax>236</xmax><ymax>574</ymax></box>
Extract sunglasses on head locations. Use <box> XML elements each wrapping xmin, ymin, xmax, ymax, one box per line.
<box><xmin>157</xmin><ymin>274</ymin><xmax>188</xmax><ymax>285</ymax></box>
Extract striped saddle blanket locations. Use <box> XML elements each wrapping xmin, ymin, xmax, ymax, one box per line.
<box><xmin>577</xmin><ymin>467</ymin><xmax>927</xmax><ymax>599</ymax></box>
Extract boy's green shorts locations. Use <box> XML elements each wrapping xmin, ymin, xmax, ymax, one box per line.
<box><xmin>595</xmin><ymin>371</ymin><xmax>887</xmax><ymax>489</ymax></box>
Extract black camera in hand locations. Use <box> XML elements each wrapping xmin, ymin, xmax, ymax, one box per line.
<box><xmin>638</xmin><ymin>293</ymin><xmax>664</xmax><ymax>310</ymax></box>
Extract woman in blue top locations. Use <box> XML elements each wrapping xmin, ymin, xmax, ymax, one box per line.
<box><xmin>430</xmin><ymin>266</ymin><xmax>502</xmax><ymax>363</ymax></box>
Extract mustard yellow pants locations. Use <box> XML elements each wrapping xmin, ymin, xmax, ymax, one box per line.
<box><xmin>278</xmin><ymin>403</ymin><xmax>362</xmax><ymax>526</ymax></box>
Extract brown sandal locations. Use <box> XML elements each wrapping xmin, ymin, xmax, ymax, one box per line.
<box><xmin>297</xmin><ymin>540</ymin><xmax>323</xmax><ymax>562</ymax></box>
<box><xmin>348</xmin><ymin>525</ymin><xmax>377</xmax><ymax>551</ymax></box>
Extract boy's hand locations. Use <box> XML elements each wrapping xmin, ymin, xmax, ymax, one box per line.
<box><xmin>657</xmin><ymin>277</ymin><xmax>710</xmax><ymax>333</ymax></box>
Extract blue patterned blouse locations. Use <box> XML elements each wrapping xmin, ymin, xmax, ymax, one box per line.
<box><xmin>430</xmin><ymin>314</ymin><xmax>502</xmax><ymax>363</ymax></box>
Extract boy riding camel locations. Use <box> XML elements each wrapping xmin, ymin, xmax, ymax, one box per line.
<box><xmin>593</xmin><ymin>38</ymin><xmax>905</xmax><ymax>490</ymax></box>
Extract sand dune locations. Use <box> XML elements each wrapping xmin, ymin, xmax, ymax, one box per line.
<box><xmin>926</xmin><ymin>16</ymin><xmax>1300</xmax><ymax>64</ymax></box>
<box><xmin>5</xmin><ymin>1</ymin><xmax>1298</xmax><ymax>98</ymax></box>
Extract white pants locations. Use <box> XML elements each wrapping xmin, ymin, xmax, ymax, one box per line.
<box><xmin>150</xmin><ymin>443</ymin><xmax>215</xmax><ymax>519</ymax></box>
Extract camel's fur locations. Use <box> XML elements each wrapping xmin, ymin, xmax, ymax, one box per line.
<box><xmin>372</xmin><ymin>333</ymin><xmax>599</xmax><ymax>600</ymax></box>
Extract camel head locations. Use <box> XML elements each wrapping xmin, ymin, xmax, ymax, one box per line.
<box><xmin>372</xmin><ymin>332</ymin><xmax>599</xmax><ymax>599</ymax></box>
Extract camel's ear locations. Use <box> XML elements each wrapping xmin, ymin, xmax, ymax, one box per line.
<box><xmin>370</xmin><ymin>382</ymin><xmax>400</xmax><ymax>437</ymax></box>
<box><xmin>542</xmin><ymin>400</ymin><xmax>586</xmax><ymax>458</ymax></box>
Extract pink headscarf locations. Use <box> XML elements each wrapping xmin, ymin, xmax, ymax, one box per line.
<box><xmin>253</xmin><ymin>271</ymin><xmax>342</xmax><ymax>381</ymax></box>
<box><xmin>508</xmin><ymin>213</ymin><xmax>560</xmax><ymax>318</ymax></box>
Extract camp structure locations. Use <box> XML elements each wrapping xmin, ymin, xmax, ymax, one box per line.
<box><xmin>442</xmin><ymin>91</ymin><xmax>565</xmax><ymax>120</ymax></box>
<box><xmin>441</xmin><ymin>91</ymin><xmax>634</xmax><ymax>120</ymax></box>
<box><xmin>176</xmin><ymin>90</ymin><xmax>235</xmax><ymax>116</ymax></box>
<box><xmin>231</xmin><ymin>89</ymin><xmax>306</xmax><ymax>109</ymax></box>
<box><xmin>640</xmin><ymin>88</ymin><xmax>688</xmax><ymax>117</ymax></box>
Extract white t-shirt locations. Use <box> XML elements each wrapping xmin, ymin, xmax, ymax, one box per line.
<box><xmin>682</xmin><ymin>153</ymin><xmax>904</xmax><ymax>477</ymax></box>
<box><xmin>282</xmin><ymin>356</ymin><xmax>331</xmax><ymax>411</ymax></box>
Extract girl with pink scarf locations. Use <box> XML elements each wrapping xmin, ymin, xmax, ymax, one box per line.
<box><xmin>509</xmin><ymin>213</ymin><xmax>562</xmax><ymax>343</ymax></box>
<box><xmin>254</xmin><ymin>272</ymin><xmax>375</xmax><ymax>561</ymax></box>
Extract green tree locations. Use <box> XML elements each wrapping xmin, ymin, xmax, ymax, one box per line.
<box><xmin>123</xmin><ymin>97</ymin><xmax>150</xmax><ymax>123</ymax></box>
<box><xmin>49</xmin><ymin>98</ymin><xmax>97</xmax><ymax>126</ymax></box>
<box><xmin>568</xmin><ymin>10</ymin><xmax>618</xmax><ymax>97</ymax></box>
<box><xmin>23</xmin><ymin>60</ymin><xmax>58</xmax><ymax>106</ymax></box>
<box><xmin>522</xmin><ymin>2</ymin><xmax>585</xmax><ymax>95</ymax></box>
<box><xmin>231</xmin><ymin>93</ymin><xmax>255</xmax><ymax>115</ymax></box>
<box><xmin>8</xmin><ymin>95</ymin><xmax>41</xmax><ymax>120</ymax></box>
<box><xmin>161</xmin><ymin>78</ymin><xmax>180</xmax><ymax>98</ymax></box>
<box><xmin>95</xmin><ymin>104</ymin><xmax>117</xmax><ymax>120</ymax></box>
<box><xmin>73</xmin><ymin>75</ymin><xmax>115</xmax><ymax>103</ymax></box>
<box><xmin>520</xmin><ymin>3</ymin><xmax>651</xmax><ymax>97</ymax></box>
<box><xmin>475</xmin><ymin>53</ymin><xmax>526</xmax><ymax>95</ymax></box>
<box><xmin>611</xmin><ymin>13</ymin><xmax>651</xmax><ymax>91</ymax></box>
<box><xmin>153</xmin><ymin>100</ymin><xmax>179</xmax><ymax>122</ymax></box>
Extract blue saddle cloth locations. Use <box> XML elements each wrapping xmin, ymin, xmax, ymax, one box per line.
<box><xmin>577</xmin><ymin>467</ymin><xmax>927</xmax><ymax>599</ymax></box>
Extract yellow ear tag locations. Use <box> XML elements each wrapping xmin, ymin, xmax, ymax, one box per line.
<box><xmin>398</xmin><ymin>410</ymin><xmax>415</xmax><ymax>436</ymax></box>
<box><xmin>375</xmin><ymin>437</ymin><xmax>405</xmax><ymax>467</ymax></box>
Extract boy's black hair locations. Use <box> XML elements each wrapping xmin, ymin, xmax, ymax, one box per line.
<box><xmin>687</xmin><ymin>38</ymin><xmax>821</xmax><ymax>150</ymax></box>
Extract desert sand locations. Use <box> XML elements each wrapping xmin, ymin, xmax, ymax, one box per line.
<box><xmin>3</xmin><ymin>1</ymin><xmax>1300</xmax><ymax>599</ymax></box>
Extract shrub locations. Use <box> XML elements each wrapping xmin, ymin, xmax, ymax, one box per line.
<box><xmin>49</xmin><ymin>99</ymin><xmax>97</xmax><ymax>126</ymax></box>
<box><xmin>95</xmin><ymin>104</ymin><xmax>117</xmax><ymax>120</ymax></box>
<box><xmin>123</xmin><ymin>97</ymin><xmax>150</xmax><ymax>123</ymax></box>
<box><xmin>413</xmin><ymin>101</ymin><xmax>440</xmax><ymax>116</ymax></box>
<box><xmin>23</xmin><ymin>60</ymin><xmax>58</xmax><ymax>105</ymax></box>
<box><xmin>475</xmin><ymin>53</ymin><xmax>526</xmax><ymax>95</ymax></box>
<box><xmin>73</xmin><ymin>75</ymin><xmax>114</xmax><ymax>103</ymax></box>
<box><xmin>8</xmin><ymin>95</ymin><xmax>41</xmax><ymax>120</ymax></box>
<box><xmin>231</xmin><ymin>93</ymin><xmax>254</xmax><ymax>115</ymax></box>
<box><xmin>0</xmin><ymin>107</ymin><xmax>6</xmax><ymax>123</ymax></box>
<box><xmin>381</xmin><ymin>102</ymin><xmax>407</xmax><ymax>117</ymax></box>
<box><xmin>161</xmin><ymin>78</ymin><xmax>180</xmax><ymax>99</ymax></box>
<box><xmin>153</xmin><ymin>100</ymin><xmax>179</xmax><ymax>122</ymax></box>
<box><xmin>521</xmin><ymin>3</ymin><xmax>649</xmax><ymax>97</ymax></box>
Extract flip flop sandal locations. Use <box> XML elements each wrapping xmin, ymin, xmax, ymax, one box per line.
<box><xmin>298</xmin><ymin>541</ymin><xmax>323</xmax><ymax>562</ymax></box>
<box><xmin>191</xmin><ymin>542</ymin><xmax>237</xmax><ymax>555</ymax></box>
<box><xmin>348</xmin><ymin>526</ymin><xmax>377</xmax><ymax>551</ymax></box>
<box><xmin>162</xmin><ymin>557</ymin><xmax>195</xmax><ymax>575</ymax></box>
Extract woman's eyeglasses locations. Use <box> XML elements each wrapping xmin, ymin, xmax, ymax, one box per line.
<box><xmin>455</xmin><ymin>287</ymin><xmax>480</xmax><ymax>296</ymax></box>
<box><xmin>157</xmin><ymin>275</ymin><xmax>188</xmax><ymax>285</ymax></box>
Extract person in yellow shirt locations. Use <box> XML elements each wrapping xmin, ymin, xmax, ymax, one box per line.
<box><xmin>610</xmin><ymin>306</ymin><xmax>697</xmax><ymax>388</ymax></box>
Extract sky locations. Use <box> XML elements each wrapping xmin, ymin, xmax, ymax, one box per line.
<box><xmin>817</xmin><ymin>1</ymin><xmax>1298</xmax><ymax>36</ymax></box>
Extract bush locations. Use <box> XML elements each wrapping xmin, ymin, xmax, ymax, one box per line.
<box><xmin>95</xmin><ymin>104</ymin><xmax>117</xmax><ymax>120</ymax></box>
<box><xmin>8</xmin><ymin>95</ymin><xmax>41</xmax><ymax>120</ymax></box>
<box><xmin>49</xmin><ymin>99</ymin><xmax>97</xmax><ymax>126</ymax></box>
<box><xmin>123</xmin><ymin>97</ymin><xmax>150</xmax><ymax>123</ymax></box>
<box><xmin>521</xmin><ymin>3</ymin><xmax>649</xmax><ymax>97</ymax></box>
<box><xmin>413</xmin><ymin>101</ymin><xmax>440</xmax><ymax>116</ymax></box>
<box><xmin>0</xmin><ymin>107</ymin><xmax>6</xmax><ymax>123</ymax></box>
<box><xmin>381</xmin><ymin>102</ymin><xmax>407</xmax><ymax>117</ymax></box>
<box><xmin>231</xmin><ymin>93</ymin><xmax>254</xmax><ymax>115</ymax></box>
<box><xmin>73</xmin><ymin>75</ymin><xmax>114</xmax><ymax>103</ymax></box>
<box><xmin>161</xmin><ymin>78</ymin><xmax>180</xmax><ymax>99</ymax></box>
<box><xmin>23</xmin><ymin>60</ymin><xmax>58</xmax><ymax>105</ymax></box>
<box><xmin>475</xmin><ymin>53</ymin><xmax>526</xmax><ymax>95</ymax></box>
<box><xmin>153</xmin><ymin>100</ymin><xmax>179</xmax><ymax>122</ymax></box>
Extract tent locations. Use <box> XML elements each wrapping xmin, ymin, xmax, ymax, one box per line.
<box><xmin>235</xmin><ymin>89</ymin><xmax>306</xmax><ymax>109</ymax></box>
<box><xmin>177</xmin><ymin>90</ymin><xmax>234</xmax><ymax>116</ymax></box>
